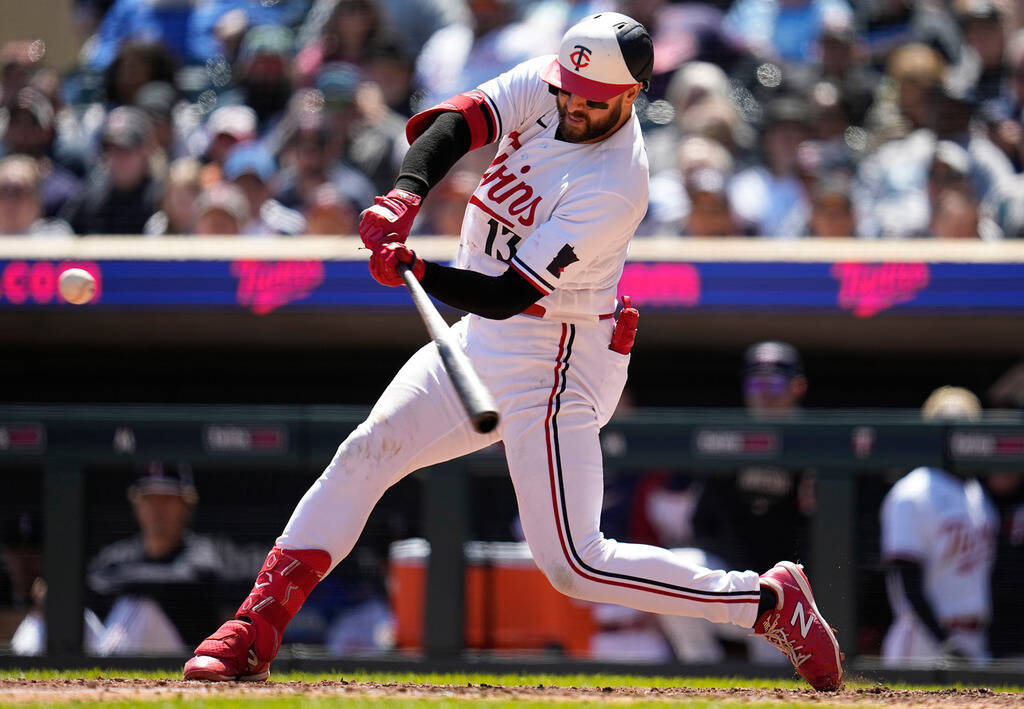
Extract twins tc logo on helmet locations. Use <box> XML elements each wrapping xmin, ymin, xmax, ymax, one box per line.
<box><xmin>569</xmin><ymin>45</ymin><xmax>592</xmax><ymax>71</ymax></box>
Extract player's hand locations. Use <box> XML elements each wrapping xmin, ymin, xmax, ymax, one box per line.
<box><xmin>359</xmin><ymin>189</ymin><xmax>421</xmax><ymax>251</ymax></box>
<box><xmin>369</xmin><ymin>242</ymin><xmax>425</xmax><ymax>287</ymax></box>
<box><xmin>609</xmin><ymin>295</ymin><xmax>639</xmax><ymax>354</ymax></box>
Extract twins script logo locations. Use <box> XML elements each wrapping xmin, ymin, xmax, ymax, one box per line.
<box><xmin>939</xmin><ymin>518</ymin><xmax>995</xmax><ymax>574</ymax></box>
<box><xmin>232</xmin><ymin>260</ymin><xmax>325</xmax><ymax>314</ymax></box>
<box><xmin>474</xmin><ymin>133</ymin><xmax>543</xmax><ymax>228</ymax></box>
<box><xmin>570</xmin><ymin>44</ymin><xmax>592</xmax><ymax>71</ymax></box>
<box><xmin>831</xmin><ymin>262</ymin><xmax>930</xmax><ymax>318</ymax></box>
<box><xmin>616</xmin><ymin>263</ymin><xmax>701</xmax><ymax>307</ymax></box>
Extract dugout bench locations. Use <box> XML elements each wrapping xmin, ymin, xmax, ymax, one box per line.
<box><xmin>1</xmin><ymin>404</ymin><xmax>1023</xmax><ymax>681</ymax></box>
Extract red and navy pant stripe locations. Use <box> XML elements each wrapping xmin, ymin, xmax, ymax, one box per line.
<box><xmin>544</xmin><ymin>322</ymin><xmax>761</xmax><ymax>606</ymax></box>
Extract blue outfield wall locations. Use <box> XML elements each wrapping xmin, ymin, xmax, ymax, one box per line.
<box><xmin>4</xmin><ymin>258</ymin><xmax>1024</xmax><ymax>317</ymax></box>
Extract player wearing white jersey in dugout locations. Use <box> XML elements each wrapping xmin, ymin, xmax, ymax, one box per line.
<box><xmin>880</xmin><ymin>387</ymin><xmax>998</xmax><ymax>665</ymax></box>
<box><xmin>184</xmin><ymin>13</ymin><xmax>843</xmax><ymax>690</ymax></box>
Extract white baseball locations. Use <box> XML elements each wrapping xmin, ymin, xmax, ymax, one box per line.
<box><xmin>58</xmin><ymin>268</ymin><xmax>97</xmax><ymax>305</ymax></box>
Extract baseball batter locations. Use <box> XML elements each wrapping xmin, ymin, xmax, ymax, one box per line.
<box><xmin>184</xmin><ymin>13</ymin><xmax>843</xmax><ymax>690</ymax></box>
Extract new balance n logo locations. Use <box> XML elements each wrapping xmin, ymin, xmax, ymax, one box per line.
<box><xmin>790</xmin><ymin>602</ymin><xmax>814</xmax><ymax>638</ymax></box>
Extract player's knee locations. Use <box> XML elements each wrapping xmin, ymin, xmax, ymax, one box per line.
<box><xmin>535</xmin><ymin>555</ymin><xmax>583</xmax><ymax>598</ymax></box>
<box><xmin>327</xmin><ymin>420</ymin><xmax>404</xmax><ymax>484</ymax></box>
<box><xmin>575</xmin><ymin>532</ymin><xmax>614</xmax><ymax>568</ymax></box>
<box><xmin>532</xmin><ymin>534</ymin><xmax>613</xmax><ymax>600</ymax></box>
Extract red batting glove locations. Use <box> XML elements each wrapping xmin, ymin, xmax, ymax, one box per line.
<box><xmin>369</xmin><ymin>242</ymin><xmax>425</xmax><ymax>287</ymax></box>
<box><xmin>359</xmin><ymin>189</ymin><xmax>421</xmax><ymax>251</ymax></box>
<box><xmin>609</xmin><ymin>295</ymin><xmax>639</xmax><ymax>354</ymax></box>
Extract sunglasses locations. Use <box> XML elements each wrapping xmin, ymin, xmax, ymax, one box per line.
<box><xmin>743</xmin><ymin>374</ymin><xmax>792</xmax><ymax>396</ymax></box>
<box><xmin>0</xmin><ymin>183</ymin><xmax>30</xmax><ymax>199</ymax></box>
<box><xmin>548</xmin><ymin>84</ymin><xmax>609</xmax><ymax>110</ymax></box>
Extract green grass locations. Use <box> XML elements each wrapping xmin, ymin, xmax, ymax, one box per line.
<box><xmin>0</xmin><ymin>668</ymin><xmax>799</xmax><ymax>688</ymax></box>
<box><xmin>0</xmin><ymin>700</ymin><xmax>861</xmax><ymax>709</ymax></box>
<box><xmin>2</xmin><ymin>668</ymin><xmax>1023</xmax><ymax>691</ymax></box>
<box><xmin>0</xmin><ymin>669</ymin><xmax>1021</xmax><ymax>709</ymax></box>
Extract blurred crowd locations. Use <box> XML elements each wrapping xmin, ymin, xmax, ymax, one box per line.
<box><xmin>0</xmin><ymin>0</ymin><xmax>1021</xmax><ymax>239</ymax></box>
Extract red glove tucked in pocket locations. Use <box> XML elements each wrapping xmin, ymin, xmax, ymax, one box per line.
<box><xmin>609</xmin><ymin>295</ymin><xmax>639</xmax><ymax>354</ymax></box>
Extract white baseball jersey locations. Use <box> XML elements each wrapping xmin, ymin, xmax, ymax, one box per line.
<box><xmin>880</xmin><ymin>466</ymin><xmax>997</xmax><ymax>660</ymax></box>
<box><xmin>277</xmin><ymin>55</ymin><xmax>763</xmax><ymax>646</ymax></box>
<box><xmin>457</xmin><ymin>55</ymin><xmax>648</xmax><ymax>319</ymax></box>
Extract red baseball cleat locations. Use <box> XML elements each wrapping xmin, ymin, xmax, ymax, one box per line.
<box><xmin>183</xmin><ymin>617</ymin><xmax>279</xmax><ymax>682</ymax></box>
<box><xmin>755</xmin><ymin>561</ymin><xmax>844</xmax><ymax>691</ymax></box>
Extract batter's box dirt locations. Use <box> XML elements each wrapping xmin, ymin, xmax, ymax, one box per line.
<box><xmin>0</xmin><ymin>679</ymin><xmax>1019</xmax><ymax>707</ymax></box>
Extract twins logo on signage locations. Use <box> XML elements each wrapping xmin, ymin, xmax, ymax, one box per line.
<box><xmin>831</xmin><ymin>262</ymin><xmax>930</xmax><ymax>318</ymax></box>
<box><xmin>231</xmin><ymin>260</ymin><xmax>325</xmax><ymax>315</ymax></box>
<box><xmin>203</xmin><ymin>425</ymin><xmax>287</xmax><ymax>454</ymax></box>
<box><xmin>617</xmin><ymin>263</ymin><xmax>701</xmax><ymax>307</ymax></box>
<box><xmin>0</xmin><ymin>424</ymin><xmax>45</xmax><ymax>452</ymax></box>
<box><xmin>694</xmin><ymin>428</ymin><xmax>779</xmax><ymax>456</ymax></box>
<box><xmin>569</xmin><ymin>45</ymin><xmax>592</xmax><ymax>71</ymax></box>
<box><xmin>949</xmin><ymin>430</ymin><xmax>1024</xmax><ymax>459</ymax></box>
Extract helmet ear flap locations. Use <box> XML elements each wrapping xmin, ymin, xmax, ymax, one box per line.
<box><xmin>615</xmin><ymin>22</ymin><xmax>653</xmax><ymax>88</ymax></box>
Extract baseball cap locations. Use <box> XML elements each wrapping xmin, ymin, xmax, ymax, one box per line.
<box><xmin>128</xmin><ymin>461</ymin><xmax>198</xmax><ymax>503</ymax></box>
<box><xmin>134</xmin><ymin>81</ymin><xmax>177</xmax><ymax>121</ymax></box>
<box><xmin>195</xmin><ymin>182</ymin><xmax>251</xmax><ymax>225</ymax></box>
<box><xmin>102</xmin><ymin>106</ymin><xmax>152</xmax><ymax>149</ymax></box>
<box><xmin>742</xmin><ymin>341</ymin><xmax>803</xmax><ymax>379</ymax></box>
<box><xmin>762</xmin><ymin>95</ymin><xmax>810</xmax><ymax>129</ymax></box>
<box><xmin>9</xmin><ymin>87</ymin><xmax>54</xmax><ymax>130</ymax></box>
<box><xmin>206</xmin><ymin>105</ymin><xmax>257</xmax><ymax>142</ymax></box>
<box><xmin>934</xmin><ymin>70</ymin><xmax>979</xmax><ymax>107</ymax></box>
<box><xmin>666</xmin><ymin>61</ymin><xmax>730</xmax><ymax>110</ymax></box>
<box><xmin>316</xmin><ymin>62</ymin><xmax>360</xmax><ymax>105</ymax></box>
<box><xmin>686</xmin><ymin>166</ymin><xmax>728</xmax><ymax>196</ymax></box>
<box><xmin>821</xmin><ymin>14</ymin><xmax>856</xmax><ymax>43</ymax></box>
<box><xmin>540</xmin><ymin>12</ymin><xmax>654</xmax><ymax>102</ymax></box>
<box><xmin>954</xmin><ymin>0</ymin><xmax>1001</xmax><ymax>24</ymax></box>
<box><xmin>921</xmin><ymin>385</ymin><xmax>982</xmax><ymax>422</ymax></box>
<box><xmin>223</xmin><ymin>143</ymin><xmax>276</xmax><ymax>182</ymax></box>
<box><xmin>238</xmin><ymin>24</ymin><xmax>295</xmax><ymax>64</ymax></box>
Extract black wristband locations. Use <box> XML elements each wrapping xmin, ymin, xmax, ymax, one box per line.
<box><xmin>395</xmin><ymin>173</ymin><xmax>430</xmax><ymax>197</ymax></box>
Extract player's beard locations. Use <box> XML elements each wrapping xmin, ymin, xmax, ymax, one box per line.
<box><xmin>555</xmin><ymin>98</ymin><xmax>623</xmax><ymax>143</ymax></box>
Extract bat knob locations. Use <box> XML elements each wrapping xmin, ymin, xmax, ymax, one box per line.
<box><xmin>474</xmin><ymin>411</ymin><xmax>500</xmax><ymax>434</ymax></box>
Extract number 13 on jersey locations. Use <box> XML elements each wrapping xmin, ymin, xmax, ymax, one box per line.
<box><xmin>484</xmin><ymin>218</ymin><xmax>521</xmax><ymax>263</ymax></box>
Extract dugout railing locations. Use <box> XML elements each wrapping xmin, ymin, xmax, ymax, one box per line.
<box><xmin>1</xmin><ymin>404</ymin><xmax>1023</xmax><ymax>684</ymax></box>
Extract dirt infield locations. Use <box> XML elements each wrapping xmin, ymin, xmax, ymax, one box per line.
<box><xmin>0</xmin><ymin>679</ymin><xmax>1019</xmax><ymax>706</ymax></box>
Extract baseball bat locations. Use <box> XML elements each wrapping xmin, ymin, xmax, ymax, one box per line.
<box><xmin>398</xmin><ymin>262</ymin><xmax>500</xmax><ymax>434</ymax></box>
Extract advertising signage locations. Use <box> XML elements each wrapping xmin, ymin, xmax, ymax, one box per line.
<box><xmin>3</xmin><ymin>258</ymin><xmax>1024</xmax><ymax>317</ymax></box>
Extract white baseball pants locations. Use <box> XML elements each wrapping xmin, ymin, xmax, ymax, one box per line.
<box><xmin>883</xmin><ymin>615</ymin><xmax>989</xmax><ymax>664</ymax></box>
<box><xmin>279</xmin><ymin>313</ymin><xmax>761</xmax><ymax>628</ymax></box>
